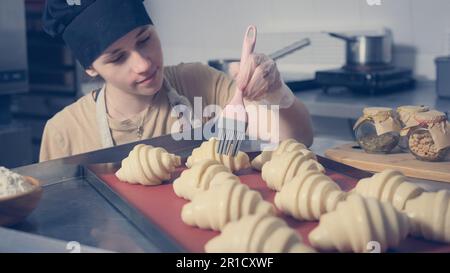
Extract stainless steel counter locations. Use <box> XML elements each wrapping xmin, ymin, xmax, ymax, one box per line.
<box><xmin>8</xmin><ymin>173</ymin><xmax>159</xmax><ymax>252</ymax></box>
<box><xmin>2</xmin><ymin>132</ymin><xmax>450</xmax><ymax>252</ymax></box>
<box><xmin>295</xmin><ymin>81</ymin><xmax>450</xmax><ymax>119</ymax></box>
<box><xmin>2</xmin><ymin>133</ymin><xmax>204</xmax><ymax>253</ymax></box>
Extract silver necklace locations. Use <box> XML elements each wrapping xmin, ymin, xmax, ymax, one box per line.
<box><xmin>136</xmin><ymin>106</ymin><xmax>150</xmax><ymax>140</ymax></box>
<box><xmin>106</xmin><ymin>90</ymin><xmax>151</xmax><ymax>140</ymax></box>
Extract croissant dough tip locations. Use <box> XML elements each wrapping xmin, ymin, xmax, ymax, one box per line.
<box><xmin>181</xmin><ymin>203</ymin><xmax>195</xmax><ymax>225</ymax></box>
<box><xmin>289</xmin><ymin>244</ymin><xmax>317</xmax><ymax>253</ymax></box>
<box><xmin>173</xmin><ymin>155</ymin><xmax>182</xmax><ymax>167</ymax></box>
<box><xmin>250</xmin><ymin>155</ymin><xmax>263</xmax><ymax>170</ymax></box>
<box><xmin>274</xmin><ymin>193</ymin><xmax>282</xmax><ymax>208</ymax></box>
<box><xmin>257</xmin><ymin>201</ymin><xmax>276</xmax><ymax>215</ymax></box>
<box><xmin>405</xmin><ymin>190</ymin><xmax>450</xmax><ymax>243</ymax></box>
<box><xmin>308</xmin><ymin>217</ymin><xmax>335</xmax><ymax>252</ymax></box>
<box><xmin>204</xmin><ymin>236</ymin><xmax>224</xmax><ymax>253</ymax></box>
<box><xmin>115</xmin><ymin>169</ymin><xmax>123</xmax><ymax>180</ymax></box>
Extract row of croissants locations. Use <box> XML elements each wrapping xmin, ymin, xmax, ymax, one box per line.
<box><xmin>114</xmin><ymin>137</ymin><xmax>450</xmax><ymax>253</ymax></box>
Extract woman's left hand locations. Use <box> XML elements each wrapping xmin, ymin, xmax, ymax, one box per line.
<box><xmin>228</xmin><ymin>53</ymin><xmax>282</xmax><ymax>101</ymax></box>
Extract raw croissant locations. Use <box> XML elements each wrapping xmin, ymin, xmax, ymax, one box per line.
<box><xmin>186</xmin><ymin>138</ymin><xmax>251</xmax><ymax>172</ymax></box>
<box><xmin>274</xmin><ymin>170</ymin><xmax>347</xmax><ymax>221</ymax></box>
<box><xmin>205</xmin><ymin>213</ymin><xmax>316</xmax><ymax>253</ymax></box>
<box><xmin>115</xmin><ymin>144</ymin><xmax>181</xmax><ymax>186</ymax></box>
<box><xmin>308</xmin><ymin>194</ymin><xmax>410</xmax><ymax>253</ymax></box>
<box><xmin>352</xmin><ymin>169</ymin><xmax>423</xmax><ymax>210</ymax></box>
<box><xmin>182</xmin><ymin>182</ymin><xmax>275</xmax><ymax>231</ymax></box>
<box><xmin>261</xmin><ymin>150</ymin><xmax>324</xmax><ymax>191</ymax></box>
<box><xmin>173</xmin><ymin>159</ymin><xmax>240</xmax><ymax>200</ymax></box>
<box><xmin>251</xmin><ymin>138</ymin><xmax>308</xmax><ymax>171</ymax></box>
<box><xmin>354</xmin><ymin>169</ymin><xmax>450</xmax><ymax>243</ymax></box>
<box><xmin>404</xmin><ymin>190</ymin><xmax>450</xmax><ymax>243</ymax></box>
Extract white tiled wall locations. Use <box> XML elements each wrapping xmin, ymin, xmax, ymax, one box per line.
<box><xmin>145</xmin><ymin>0</ymin><xmax>450</xmax><ymax>80</ymax></box>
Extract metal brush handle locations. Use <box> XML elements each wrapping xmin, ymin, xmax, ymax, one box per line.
<box><xmin>269</xmin><ymin>38</ymin><xmax>311</xmax><ymax>61</ymax></box>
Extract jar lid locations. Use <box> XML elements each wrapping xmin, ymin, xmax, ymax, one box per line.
<box><xmin>363</xmin><ymin>107</ymin><xmax>393</xmax><ymax>117</ymax></box>
<box><xmin>396</xmin><ymin>105</ymin><xmax>429</xmax><ymax>114</ymax></box>
<box><xmin>414</xmin><ymin>110</ymin><xmax>447</xmax><ymax>124</ymax></box>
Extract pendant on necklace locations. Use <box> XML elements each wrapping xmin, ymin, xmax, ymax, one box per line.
<box><xmin>137</xmin><ymin>126</ymin><xmax>144</xmax><ymax>139</ymax></box>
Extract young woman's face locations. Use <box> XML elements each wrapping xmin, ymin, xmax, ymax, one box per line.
<box><xmin>89</xmin><ymin>25</ymin><xmax>164</xmax><ymax>96</ymax></box>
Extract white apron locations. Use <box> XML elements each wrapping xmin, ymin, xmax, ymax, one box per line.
<box><xmin>95</xmin><ymin>77</ymin><xmax>195</xmax><ymax>148</ymax></box>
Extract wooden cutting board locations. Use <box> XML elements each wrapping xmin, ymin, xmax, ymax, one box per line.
<box><xmin>325</xmin><ymin>142</ymin><xmax>450</xmax><ymax>183</ymax></box>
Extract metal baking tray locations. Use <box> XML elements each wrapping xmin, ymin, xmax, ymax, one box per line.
<box><xmin>85</xmin><ymin>139</ymin><xmax>450</xmax><ymax>253</ymax></box>
<box><xmin>8</xmin><ymin>131</ymin><xmax>450</xmax><ymax>253</ymax></box>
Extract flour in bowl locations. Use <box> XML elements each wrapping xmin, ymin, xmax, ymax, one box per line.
<box><xmin>0</xmin><ymin>167</ymin><xmax>34</xmax><ymax>198</ymax></box>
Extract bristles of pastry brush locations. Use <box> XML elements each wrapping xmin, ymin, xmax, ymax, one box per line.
<box><xmin>217</xmin><ymin>118</ymin><xmax>246</xmax><ymax>156</ymax></box>
<box><xmin>217</xmin><ymin>127</ymin><xmax>225</xmax><ymax>154</ymax></box>
<box><xmin>230</xmin><ymin>129</ymin><xmax>245</xmax><ymax>157</ymax></box>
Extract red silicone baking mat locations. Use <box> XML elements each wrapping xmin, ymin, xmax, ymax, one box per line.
<box><xmin>88</xmin><ymin>159</ymin><xmax>450</xmax><ymax>253</ymax></box>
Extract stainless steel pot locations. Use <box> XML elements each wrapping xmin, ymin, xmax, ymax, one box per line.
<box><xmin>208</xmin><ymin>38</ymin><xmax>311</xmax><ymax>75</ymax></box>
<box><xmin>327</xmin><ymin>31</ymin><xmax>392</xmax><ymax>66</ymax></box>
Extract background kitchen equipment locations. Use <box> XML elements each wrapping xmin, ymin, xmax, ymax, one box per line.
<box><xmin>208</xmin><ymin>37</ymin><xmax>311</xmax><ymax>74</ymax></box>
<box><xmin>208</xmin><ymin>38</ymin><xmax>317</xmax><ymax>91</ymax></box>
<box><xmin>315</xmin><ymin>29</ymin><xmax>414</xmax><ymax>95</ymax></box>
<box><xmin>0</xmin><ymin>0</ymin><xmax>33</xmax><ymax>168</ymax></box>
<box><xmin>435</xmin><ymin>56</ymin><xmax>450</xmax><ymax>99</ymax></box>
<box><xmin>315</xmin><ymin>66</ymin><xmax>415</xmax><ymax>95</ymax></box>
<box><xmin>0</xmin><ymin>0</ymin><xmax>28</xmax><ymax>95</ymax></box>
<box><xmin>327</xmin><ymin>30</ymin><xmax>392</xmax><ymax>67</ymax></box>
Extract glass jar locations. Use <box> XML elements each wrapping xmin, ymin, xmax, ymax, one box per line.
<box><xmin>353</xmin><ymin>107</ymin><xmax>401</xmax><ymax>154</ymax></box>
<box><xmin>396</xmin><ymin>105</ymin><xmax>429</xmax><ymax>152</ymax></box>
<box><xmin>407</xmin><ymin>110</ymin><xmax>450</xmax><ymax>162</ymax></box>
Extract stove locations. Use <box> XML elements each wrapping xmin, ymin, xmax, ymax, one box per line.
<box><xmin>315</xmin><ymin>65</ymin><xmax>415</xmax><ymax>94</ymax></box>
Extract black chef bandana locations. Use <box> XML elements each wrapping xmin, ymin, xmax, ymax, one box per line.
<box><xmin>42</xmin><ymin>0</ymin><xmax>153</xmax><ymax>68</ymax></box>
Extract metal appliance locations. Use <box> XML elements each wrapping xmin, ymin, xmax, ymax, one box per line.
<box><xmin>435</xmin><ymin>56</ymin><xmax>450</xmax><ymax>99</ymax></box>
<box><xmin>327</xmin><ymin>30</ymin><xmax>392</xmax><ymax>66</ymax></box>
<box><xmin>315</xmin><ymin>65</ymin><xmax>414</xmax><ymax>94</ymax></box>
<box><xmin>316</xmin><ymin>30</ymin><xmax>414</xmax><ymax>94</ymax></box>
<box><xmin>0</xmin><ymin>0</ymin><xmax>28</xmax><ymax>95</ymax></box>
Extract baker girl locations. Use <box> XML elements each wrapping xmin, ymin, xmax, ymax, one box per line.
<box><xmin>39</xmin><ymin>0</ymin><xmax>313</xmax><ymax>161</ymax></box>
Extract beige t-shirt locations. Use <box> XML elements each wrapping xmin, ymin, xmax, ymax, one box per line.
<box><xmin>39</xmin><ymin>62</ymin><xmax>236</xmax><ymax>162</ymax></box>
